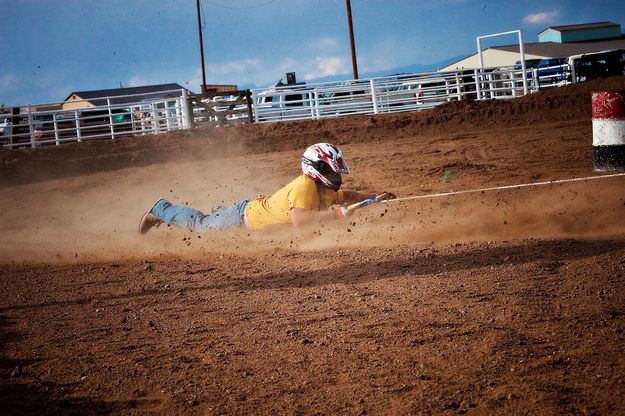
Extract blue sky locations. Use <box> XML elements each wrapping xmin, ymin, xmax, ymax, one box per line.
<box><xmin>1</xmin><ymin>0</ymin><xmax>624</xmax><ymax>107</ymax></box>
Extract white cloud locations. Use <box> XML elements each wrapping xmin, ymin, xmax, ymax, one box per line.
<box><xmin>185</xmin><ymin>68</ymin><xmax>204</xmax><ymax>91</ymax></box>
<box><xmin>126</xmin><ymin>62</ymin><xmax>263</xmax><ymax>93</ymax></box>
<box><xmin>523</xmin><ymin>9</ymin><xmax>559</xmax><ymax>25</ymax></box>
<box><xmin>128</xmin><ymin>76</ymin><xmax>149</xmax><ymax>87</ymax></box>
<box><xmin>303</xmin><ymin>57</ymin><xmax>349</xmax><ymax>80</ymax></box>
<box><xmin>307</xmin><ymin>37</ymin><xmax>341</xmax><ymax>53</ymax></box>
<box><xmin>206</xmin><ymin>58</ymin><xmax>261</xmax><ymax>76</ymax></box>
<box><xmin>269</xmin><ymin>58</ymin><xmax>298</xmax><ymax>77</ymax></box>
<box><xmin>177</xmin><ymin>58</ymin><xmax>274</xmax><ymax>90</ymax></box>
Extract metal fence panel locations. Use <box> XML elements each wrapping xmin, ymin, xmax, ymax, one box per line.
<box><xmin>249</xmin><ymin>65</ymin><xmax>551</xmax><ymax>123</ymax></box>
<box><xmin>1</xmin><ymin>89</ymin><xmax>189</xmax><ymax>149</ymax></box>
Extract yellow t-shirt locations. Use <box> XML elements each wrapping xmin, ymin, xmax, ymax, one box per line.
<box><xmin>244</xmin><ymin>175</ymin><xmax>344</xmax><ymax>230</ymax></box>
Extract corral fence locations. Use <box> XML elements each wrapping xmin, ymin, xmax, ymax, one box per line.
<box><xmin>1</xmin><ymin>89</ymin><xmax>194</xmax><ymax>149</ymax></box>
<box><xmin>250</xmin><ymin>65</ymin><xmax>536</xmax><ymax>123</ymax></box>
<box><xmin>249</xmin><ymin>46</ymin><xmax>625</xmax><ymax>123</ymax></box>
<box><xmin>0</xmin><ymin>58</ymin><xmax>604</xmax><ymax>149</ymax></box>
<box><xmin>191</xmin><ymin>90</ymin><xmax>253</xmax><ymax>125</ymax></box>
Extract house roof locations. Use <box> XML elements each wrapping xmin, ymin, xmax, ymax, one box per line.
<box><xmin>538</xmin><ymin>21</ymin><xmax>620</xmax><ymax>36</ymax></box>
<box><xmin>493</xmin><ymin>37</ymin><xmax>625</xmax><ymax>58</ymax></box>
<box><xmin>64</xmin><ymin>83</ymin><xmax>192</xmax><ymax>106</ymax></box>
<box><xmin>439</xmin><ymin>37</ymin><xmax>625</xmax><ymax>71</ymax></box>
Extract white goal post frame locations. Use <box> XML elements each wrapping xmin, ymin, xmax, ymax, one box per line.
<box><xmin>477</xmin><ymin>29</ymin><xmax>528</xmax><ymax>96</ymax></box>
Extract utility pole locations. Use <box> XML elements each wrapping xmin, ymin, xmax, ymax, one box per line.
<box><xmin>196</xmin><ymin>0</ymin><xmax>207</xmax><ymax>93</ymax></box>
<box><xmin>345</xmin><ymin>0</ymin><xmax>359</xmax><ymax>80</ymax></box>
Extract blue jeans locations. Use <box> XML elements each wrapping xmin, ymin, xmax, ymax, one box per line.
<box><xmin>150</xmin><ymin>198</ymin><xmax>249</xmax><ymax>233</ymax></box>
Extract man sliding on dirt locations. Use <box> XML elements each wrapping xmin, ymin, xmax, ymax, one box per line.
<box><xmin>138</xmin><ymin>143</ymin><xmax>395</xmax><ymax>234</ymax></box>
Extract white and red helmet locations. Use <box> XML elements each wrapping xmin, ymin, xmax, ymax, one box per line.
<box><xmin>301</xmin><ymin>143</ymin><xmax>350</xmax><ymax>191</ymax></box>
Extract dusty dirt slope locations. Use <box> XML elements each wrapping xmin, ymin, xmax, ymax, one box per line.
<box><xmin>1</xmin><ymin>77</ymin><xmax>625</xmax><ymax>415</ymax></box>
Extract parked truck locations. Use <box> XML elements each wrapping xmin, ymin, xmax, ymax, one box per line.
<box><xmin>567</xmin><ymin>49</ymin><xmax>625</xmax><ymax>83</ymax></box>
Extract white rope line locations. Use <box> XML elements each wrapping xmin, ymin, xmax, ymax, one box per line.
<box><xmin>381</xmin><ymin>172</ymin><xmax>625</xmax><ymax>204</ymax></box>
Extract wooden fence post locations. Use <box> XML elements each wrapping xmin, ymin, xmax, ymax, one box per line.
<box><xmin>245</xmin><ymin>90</ymin><xmax>254</xmax><ymax>124</ymax></box>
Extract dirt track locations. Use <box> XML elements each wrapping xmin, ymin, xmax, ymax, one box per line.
<box><xmin>1</xmin><ymin>77</ymin><xmax>625</xmax><ymax>415</ymax></box>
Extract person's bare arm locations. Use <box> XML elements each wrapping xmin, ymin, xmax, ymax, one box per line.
<box><xmin>290</xmin><ymin>191</ymin><xmax>398</xmax><ymax>227</ymax></box>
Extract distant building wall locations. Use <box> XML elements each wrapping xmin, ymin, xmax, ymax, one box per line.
<box><xmin>62</xmin><ymin>95</ymin><xmax>96</xmax><ymax>110</ymax></box>
<box><xmin>439</xmin><ymin>50</ymin><xmax>545</xmax><ymax>71</ymax></box>
<box><xmin>539</xmin><ymin>26</ymin><xmax>622</xmax><ymax>43</ymax></box>
<box><xmin>539</xmin><ymin>29</ymin><xmax>563</xmax><ymax>43</ymax></box>
<box><xmin>561</xmin><ymin>27</ymin><xmax>622</xmax><ymax>43</ymax></box>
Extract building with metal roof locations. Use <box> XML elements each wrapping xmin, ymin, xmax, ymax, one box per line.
<box><xmin>62</xmin><ymin>83</ymin><xmax>192</xmax><ymax>110</ymax></box>
<box><xmin>538</xmin><ymin>22</ymin><xmax>621</xmax><ymax>43</ymax></box>
<box><xmin>439</xmin><ymin>21</ymin><xmax>625</xmax><ymax>71</ymax></box>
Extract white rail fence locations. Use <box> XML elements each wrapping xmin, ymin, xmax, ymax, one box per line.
<box><xmin>250</xmin><ymin>64</ymin><xmax>547</xmax><ymax>123</ymax></box>
<box><xmin>1</xmin><ymin>63</ymin><xmax>578</xmax><ymax>149</ymax></box>
<box><xmin>1</xmin><ymin>89</ymin><xmax>193</xmax><ymax>149</ymax></box>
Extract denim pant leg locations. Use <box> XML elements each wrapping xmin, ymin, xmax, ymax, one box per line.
<box><xmin>150</xmin><ymin>198</ymin><xmax>249</xmax><ymax>233</ymax></box>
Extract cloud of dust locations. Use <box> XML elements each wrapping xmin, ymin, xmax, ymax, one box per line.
<box><xmin>279</xmin><ymin>179</ymin><xmax>625</xmax><ymax>252</ymax></box>
<box><xmin>333</xmin><ymin>180</ymin><xmax>625</xmax><ymax>248</ymax></box>
<box><xmin>1</xmin><ymin>143</ymin><xmax>624</xmax><ymax>266</ymax></box>
<box><xmin>0</xmin><ymin>141</ymin><xmax>302</xmax><ymax>264</ymax></box>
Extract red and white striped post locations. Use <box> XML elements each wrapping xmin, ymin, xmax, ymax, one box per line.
<box><xmin>592</xmin><ymin>92</ymin><xmax>625</xmax><ymax>171</ymax></box>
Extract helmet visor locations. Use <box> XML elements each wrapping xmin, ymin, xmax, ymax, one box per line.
<box><xmin>325</xmin><ymin>170</ymin><xmax>342</xmax><ymax>191</ymax></box>
<box><xmin>316</xmin><ymin>161</ymin><xmax>343</xmax><ymax>190</ymax></box>
<box><xmin>317</xmin><ymin>161</ymin><xmax>333</xmax><ymax>175</ymax></box>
